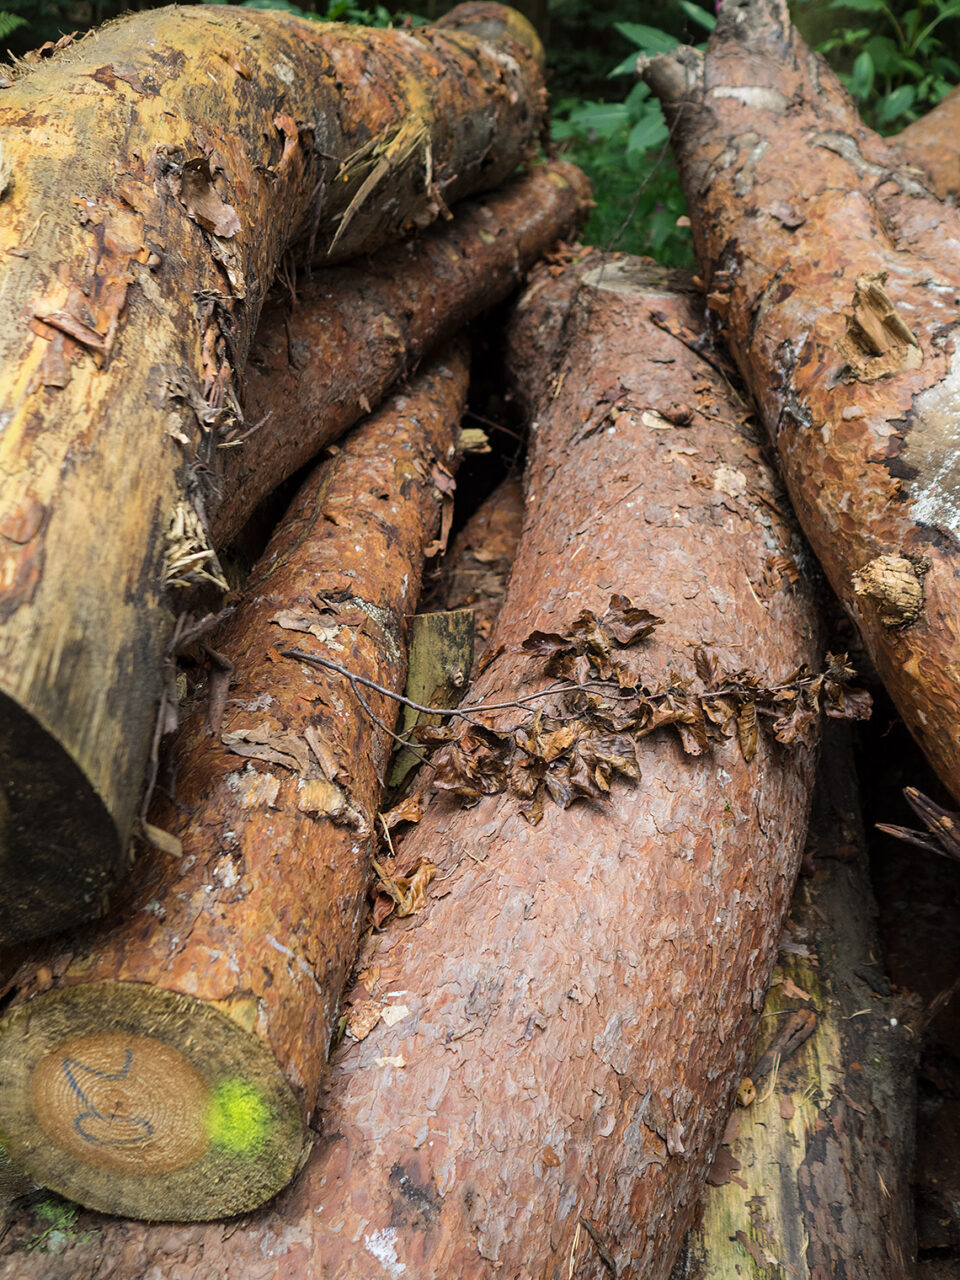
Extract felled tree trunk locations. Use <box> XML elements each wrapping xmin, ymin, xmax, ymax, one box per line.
<box><xmin>642</xmin><ymin>0</ymin><xmax>960</xmax><ymax>804</ymax></box>
<box><xmin>0</xmin><ymin>252</ymin><xmax>832</xmax><ymax>1279</ymax></box>
<box><xmin>0</xmin><ymin>1</ymin><xmax>544</xmax><ymax>946</ymax></box>
<box><xmin>214</xmin><ymin>161</ymin><xmax>589</xmax><ymax>543</ymax></box>
<box><xmin>894</xmin><ymin>87</ymin><xmax>960</xmax><ymax>202</ymax></box>
<box><xmin>673</xmin><ymin>728</ymin><xmax>919</xmax><ymax>1280</ymax></box>
<box><xmin>423</xmin><ymin>472</ymin><xmax>525</xmax><ymax>655</ymax></box>
<box><xmin>0</xmin><ymin>345</ymin><xmax>468</xmax><ymax>1223</ymax></box>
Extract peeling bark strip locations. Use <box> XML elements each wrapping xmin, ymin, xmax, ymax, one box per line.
<box><xmin>3</xmin><ymin>253</ymin><xmax>826</xmax><ymax>1279</ymax></box>
<box><xmin>674</xmin><ymin>728</ymin><xmax>919</xmax><ymax>1280</ymax></box>
<box><xmin>213</xmin><ymin>161</ymin><xmax>590</xmax><ymax>544</ymax></box>
<box><xmin>0</xmin><ymin>2</ymin><xmax>545</xmax><ymax>944</ymax></box>
<box><xmin>643</xmin><ymin>0</ymin><xmax>960</xmax><ymax>802</ymax></box>
<box><xmin>894</xmin><ymin>86</ymin><xmax>960</xmax><ymax>202</ymax></box>
<box><xmin>0</xmin><ymin>347</ymin><xmax>468</xmax><ymax>1222</ymax></box>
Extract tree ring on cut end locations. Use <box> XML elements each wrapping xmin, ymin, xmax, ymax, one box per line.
<box><xmin>0</xmin><ymin>983</ymin><xmax>305</xmax><ymax>1221</ymax></box>
<box><xmin>0</xmin><ymin>691</ymin><xmax>122</xmax><ymax>946</ymax></box>
<box><xmin>31</xmin><ymin>1032</ymin><xmax>210</xmax><ymax>1175</ymax></box>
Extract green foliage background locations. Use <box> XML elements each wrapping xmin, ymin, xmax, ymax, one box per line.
<box><xmin>3</xmin><ymin>0</ymin><xmax>957</xmax><ymax>267</ymax></box>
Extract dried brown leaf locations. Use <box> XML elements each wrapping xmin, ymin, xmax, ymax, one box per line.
<box><xmin>737</xmin><ymin>702</ymin><xmax>758</xmax><ymax>763</ymax></box>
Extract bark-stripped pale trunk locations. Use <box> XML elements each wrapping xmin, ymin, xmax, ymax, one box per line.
<box><xmin>673</xmin><ymin>728</ymin><xmax>919</xmax><ymax>1280</ymax></box>
<box><xmin>0</xmin><ymin>1</ymin><xmax>545</xmax><ymax>945</ymax></box>
<box><xmin>0</xmin><ymin>252</ymin><xmax>824</xmax><ymax>1279</ymax></box>
<box><xmin>0</xmin><ymin>346</ymin><xmax>468</xmax><ymax>1223</ymax></box>
<box><xmin>894</xmin><ymin>87</ymin><xmax>960</xmax><ymax>202</ymax></box>
<box><xmin>643</xmin><ymin>0</ymin><xmax>960</xmax><ymax>805</ymax></box>
<box><xmin>214</xmin><ymin>161</ymin><xmax>590</xmax><ymax>543</ymax></box>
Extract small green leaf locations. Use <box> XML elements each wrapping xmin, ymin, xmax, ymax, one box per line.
<box><xmin>626</xmin><ymin>111</ymin><xmax>670</xmax><ymax>157</ymax></box>
<box><xmin>850</xmin><ymin>49</ymin><xmax>875</xmax><ymax>98</ymax></box>
<box><xmin>625</xmin><ymin>80</ymin><xmax>652</xmax><ymax>119</ymax></box>
<box><xmin>879</xmin><ymin>83</ymin><xmax>916</xmax><ymax>119</ymax></box>
<box><xmin>609</xmin><ymin>50</ymin><xmax>642</xmax><ymax>76</ymax></box>
<box><xmin>678</xmin><ymin>0</ymin><xmax>717</xmax><ymax>30</ymax></box>
<box><xmin>829</xmin><ymin>0</ymin><xmax>887</xmax><ymax>12</ymax></box>
<box><xmin>614</xmin><ymin>21</ymin><xmax>680</xmax><ymax>53</ymax></box>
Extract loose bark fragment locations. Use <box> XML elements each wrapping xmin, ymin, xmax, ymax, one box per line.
<box><xmin>643</xmin><ymin>0</ymin><xmax>960</xmax><ymax>802</ymax></box>
<box><xmin>0</xmin><ymin>347</ymin><xmax>469</xmax><ymax>1223</ymax></box>
<box><xmin>894</xmin><ymin>87</ymin><xmax>960</xmax><ymax>202</ymax></box>
<box><xmin>213</xmin><ymin>162</ymin><xmax>589</xmax><ymax>543</ymax></box>
<box><xmin>673</xmin><ymin>728</ymin><xmax>919</xmax><ymax>1280</ymax></box>
<box><xmin>4</xmin><ymin>253</ymin><xmax>825</xmax><ymax>1279</ymax></box>
<box><xmin>0</xmin><ymin>1</ymin><xmax>546</xmax><ymax>944</ymax></box>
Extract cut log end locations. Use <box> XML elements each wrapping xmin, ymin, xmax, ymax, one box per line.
<box><xmin>0</xmin><ymin>984</ymin><xmax>305</xmax><ymax>1221</ymax></box>
<box><xmin>0</xmin><ymin>695</ymin><xmax>122</xmax><ymax>946</ymax></box>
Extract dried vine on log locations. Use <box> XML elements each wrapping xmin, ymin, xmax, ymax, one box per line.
<box><xmin>642</xmin><ymin>0</ymin><xmax>960</xmax><ymax>803</ymax></box>
<box><xmin>0</xmin><ymin>346</ymin><xmax>468</xmax><ymax>1222</ymax></box>
<box><xmin>0</xmin><ymin>251</ymin><xmax>831</xmax><ymax>1280</ymax></box>
<box><xmin>214</xmin><ymin>162</ymin><xmax>590</xmax><ymax>543</ymax></box>
<box><xmin>0</xmin><ymin>1</ymin><xmax>545</xmax><ymax>944</ymax></box>
<box><xmin>673</xmin><ymin>728</ymin><xmax>919</xmax><ymax>1280</ymax></box>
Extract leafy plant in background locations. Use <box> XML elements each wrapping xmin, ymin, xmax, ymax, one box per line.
<box><xmin>233</xmin><ymin>0</ymin><xmax>398</xmax><ymax>24</ymax></box>
<box><xmin>0</xmin><ymin>12</ymin><xmax>26</xmax><ymax>40</ymax></box>
<box><xmin>812</xmin><ymin>0</ymin><xmax>959</xmax><ymax>129</ymax></box>
<box><xmin>550</xmin><ymin>2</ymin><xmax>714</xmax><ymax>266</ymax></box>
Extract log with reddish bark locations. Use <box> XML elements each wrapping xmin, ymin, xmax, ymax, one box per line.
<box><xmin>0</xmin><ymin>1</ymin><xmax>545</xmax><ymax>946</ymax></box>
<box><xmin>0</xmin><ymin>252</ymin><xmax>840</xmax><ymax>1279</ymax></box>
<box><xmin>672</xmin><ymin>727</ymin><xmax>919</xmax><ymax>1280</ymax></box>
<box><xmin>643</xmin><ymin>0</ymin><xmax>960</xmax><ymax>804</ymax></box>
<box><xmin>213</xmin><ymin>161</ymin><xmax>590</xmax><ymax>544</ymax></box>
<box><xmin>894</xmin><ymin>87</ymin><xmax>960</xmax><ymax>202</ymax></box>
<box><xmin>422</xmin><ymin>472</ymin><xmax>525</xmax><ymax>656</ymax></box>
<box><xmin>0</xmin><ymin>344</ymin><xmax>468</xmax><ymax>1223</ymax></box>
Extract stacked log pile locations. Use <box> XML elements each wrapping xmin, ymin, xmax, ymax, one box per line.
<box><xmin>0</xmin><ymin>0</ymin><xmax>956</xmax><ymax>1273</ymax></box>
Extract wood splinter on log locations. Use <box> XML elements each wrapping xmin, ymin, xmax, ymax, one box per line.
<box><xmin>642</xmin><ymin>0</ymin><xmax>960</xmax><ymax>803</ymax></box>
<box><xmin>0</xmin><ymin>251</ymin><xmax>839</xmax><ymax>1279</ymax></box>
<box><xmin>0</xmin><ymin>345</ymin><xmax>469</xmax><ymax>1223</ymax></box>
<box><xmin>0</xmin><ymin>0</ymin><xmax>546</xmax><ymax>945</ymax></box>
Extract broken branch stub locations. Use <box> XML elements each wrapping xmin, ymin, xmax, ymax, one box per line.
<box><xmin>643</xmin><ymin>0</ymin><xmax>960</xmax><ymax>802</ymax></box>
<box><xmin>0</xmin><ymin>346</ymin><xmax>468</xmax><ymax>1222</ymax></box>
<box><xmin>8</xmin><ymin>252</ymin><xmax>828</xmax><ymax>1279</ymax></box>
<box><xmin>0</xmin><ymin>2</ymin><xmax>546</xmax><ymax>943</ymax></box>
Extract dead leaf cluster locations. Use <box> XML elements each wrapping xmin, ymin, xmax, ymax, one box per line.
<box><xmin>399</xmin><ymin>596</ymin><xmax>871</xmax><ymax>824</ymax></box>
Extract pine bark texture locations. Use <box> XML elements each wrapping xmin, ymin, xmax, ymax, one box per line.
<box><xmin>673</xmin><ymin>728</ymin><xmax>919</xmax><ymax>1280</ymax></box>
<box><xmin>894</xmin><ymin>87</ymin><xmax>960</xmax><ymax>202</ymax></box>
<box><xmin>214</xmin><ymin>161</ymin><xmax>590</xmax><ymax>543</ymax></box>
<box><xmin>0</xmin><ymin>251</ymin><xmax>824</xmax><ymax>1279</ymax></box>
<box><xmin>0</xmin><ymin>1</ymin><xmax>545</xmax><ymax>945</ymax></box>
<box><xmin>643</xmin><ymin>0</ymin><xmax>960</xmax><ymax>803</ymax></box>
<box><xmin>0</xmin><ymin>346</ymin><xmax>469</xmax><ymax>1222</ymax></box>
